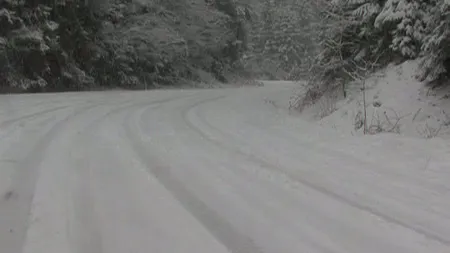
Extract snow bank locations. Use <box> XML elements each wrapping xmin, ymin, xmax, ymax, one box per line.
<box><xmin>311</xmin><ymin>60</ymin><xmax>450</xmax><ymax>139</ymax></box>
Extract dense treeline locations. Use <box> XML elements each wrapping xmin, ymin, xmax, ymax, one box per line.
<box><xmin>291</xmin><ymin>0</ymin><xmax>450</xmax><ymax>110</ymax></box>
<box><xmin>0</xmin><ymin>0</ymin><xmax>253</xmax><ymax>92</ymax></box>
<box><xmin>1</xmin><ymin>0</ymin><xmax>448</xmax><ymax>93</ymax></box>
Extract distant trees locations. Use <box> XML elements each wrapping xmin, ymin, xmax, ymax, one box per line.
<box><xmin>244</xmin><ymin>0</ymin><xmax>318</xmax><ymax>80</ymax></box>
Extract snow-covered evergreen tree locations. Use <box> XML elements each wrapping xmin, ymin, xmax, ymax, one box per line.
<box><xmin>302</xmin><ymin>0</ymin><xmax>449</xmax><ymax>91</ymax></box>
<box><xmin>418</xmin><ymin>0</ymin><xmax>450</xmax><ymax>82</ymax></box>
<box><xmin>375</xmin><ymin>0</ymin><xmax>429</xmax><ymax>58</ymax></box>
<box><xmin>306</xmin><ymin>0</ymin><xmax>387</xmax><ymax>90</ymax></box>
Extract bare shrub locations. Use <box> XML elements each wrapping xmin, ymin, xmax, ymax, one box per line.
<box><xmin>442</xmin><ymin>110</ymin><xmax>450</xmax><ymax>126</ymax></box>
<box><xmin>289</xmin><ymin>85</ymin><xmax>324</xmax><ymax>112</ymax></box>
<box><xmin>355</xmin><ymin>106</ymin><xmax>409</xmax><ymax>135</ymax></box>
<box><xmin>315</xmin><ymin>86</ymin><xmax>341</xmax><ymax>118</ymax></box>
<box><xmin>417</xmin><ymin>122</ymin><xmax>442</xmax><ymax>139</ymax></box>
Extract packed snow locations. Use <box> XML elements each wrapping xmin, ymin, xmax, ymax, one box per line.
<box><xmin>0</xmin><ymin>82</ymin><xmax>449</xmax><ymax>253</ymax></box>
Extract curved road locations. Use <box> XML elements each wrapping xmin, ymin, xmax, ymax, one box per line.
<box><xmin>0</xmin><ymin>83</ymin><xmax>449</xmax><ymax>253</ymax></box>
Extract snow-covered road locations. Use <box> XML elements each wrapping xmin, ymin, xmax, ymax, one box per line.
<box><xmin>1</xmin><ymin>83</ymin><xmax>449</xmax><ymax>253</ymax></box>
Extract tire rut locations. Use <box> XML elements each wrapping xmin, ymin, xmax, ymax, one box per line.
<box><xmin>0</xmin><ymin>103</ymin><xmax>101</xmax><ymax>253</ymax></box>
<box><xmin>123</xmin><ymin>95</ymin><xmax>264</xmax><ymax>253</ymax></box>
<box><xmin>63</xmin><ymin>94</ymin><xmax>195</xmax><ymax>253</ymax></box>
<box><xmin>181</xmin><ymin>96</ymin><xmax>450</xmax><ymax>248</ymax></box>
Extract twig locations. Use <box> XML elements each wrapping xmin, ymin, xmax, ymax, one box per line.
<box><xmin>362</xmin><ymin>79</ymin><xmax>367</xmax><ymax>134</ymax></box>
<box><xmin>442</xmin><ymin>109</ymin><xmax>450</xmax><ymax>126</ymax></box>
<box><xmin>417</xmin><ymin>122</ymin><xmax>442</xmax><ymax>139</ymax></box>
<box><xmin>383</xmin><ymin>111</ymin><xmax>400</xmax><ymax>132</ymax></box>
<box><xmin>412</xmin><ymin>108</ymin><xmax>422</xmax><ymax>122</ymax></box>
<box><xmin>384</xmin><ymin>107</ymin><xmax>411</xmax><ymax>132</ymax></box>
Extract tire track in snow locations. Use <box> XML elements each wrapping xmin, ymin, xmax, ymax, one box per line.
<box><xmin>123</xmin><ymin>94</ymin><xmax>264</xmax><ymax>253</ymax></box>
<box><xmin>181</xmin><ymin>95</ymin><xmax>450</xmax><ymax>248</ymax></box>
<box><xmin>62</xmin><ymin>93</ymin><xmax>197</xmax><ymax>253</ymax></box>
<box><xmin>0</xmin><ymin>102</ymin><xmax>102</xmax><ymax>253</ymax></box>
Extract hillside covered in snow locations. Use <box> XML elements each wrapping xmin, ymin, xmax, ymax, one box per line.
<box><xmin>288</xmin><ymin>0</ymin><xmax>450</xmax><ymax>140</ymax></box>
<box><xmin>296</xmin><ymin>60</ymin><xmax>450</xmax><ymax>139</ymax></box>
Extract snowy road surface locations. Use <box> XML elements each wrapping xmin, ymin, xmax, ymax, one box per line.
<box><xmin>1</xmin><ymin>83</ymin><xmax>450</xmax><ymax>253</ymax></box>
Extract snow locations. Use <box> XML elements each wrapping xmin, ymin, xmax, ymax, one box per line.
<box><xmin>0</xmin><ymin>83</ymin><xmax>449</xmax><ymax>253</ymax></box>
<box><xmin>302</xmin><ymin>60</ymin><xmax>450</xmax><ymax>139</ymax></box>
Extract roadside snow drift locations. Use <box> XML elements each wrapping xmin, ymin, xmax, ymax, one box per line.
<box><xmin>311</xmin><ymin>60</ymin><xmax>450</xmax><ymax>138</ymax></box>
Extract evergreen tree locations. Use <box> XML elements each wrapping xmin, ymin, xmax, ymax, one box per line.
<box><xmin>418</xmin><ymin>0</ymin><xmax>450</xmax><ymax>82</ymax></box>
<box><xmin>375</xmin><ymin>0</ymin><xmax>428</xmax><ymax>58</ymax></box>
<box><xmin>301</xmin><ymin>0</ymin><xmax>450</xmax><ymax>101</ymax></box>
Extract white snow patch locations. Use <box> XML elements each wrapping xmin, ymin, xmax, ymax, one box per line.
<box><xmin>305</xmin><ymin>60</ymin><xmax>450</xmax><ymax>139</ymax></box>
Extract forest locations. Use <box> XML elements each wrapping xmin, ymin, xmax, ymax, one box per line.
<box><xmin>0</xmin><ymin>0</ymin><xmax>448</xmax><ymax>94</ymax></box>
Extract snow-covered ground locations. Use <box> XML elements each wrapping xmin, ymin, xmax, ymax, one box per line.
<box><xmin>301</xmin><ymin>60</ymin><xmax>450</xmax><ymax>139</ymax></box>
<box><xmin>0</xmin><ymin>82</ymin><xmax>449</xmax><ymax>253</ymax></box>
